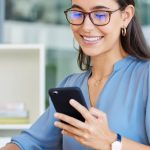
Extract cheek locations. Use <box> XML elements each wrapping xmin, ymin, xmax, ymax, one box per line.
<box><xmin>99</xmin><ymin>21</ymin><xmax>121</xmax><ymax>38</ymax></box>
<box><xmin>71</xmin><ymin>26</ymin><xmax>81</xmax><ymax>43</ymax></box>
<box><xmin>71</xmin><ymin>26</ymin><xmax>79</xmax><ymax>36</ymax></box>
<box><xmin>100</xmin><ymin>15</ymin><xmax>122</xmax><ymax>35</ymax></box>
<box><xmin>71</xmin><ymin>26</ymin><xmax>79</xmax><ymax>41</ymax></box>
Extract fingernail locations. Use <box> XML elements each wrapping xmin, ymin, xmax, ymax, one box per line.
<box><xmin>54</xmin><ymin>113</ymin><xmax>58</xmax><ymax>117</ymax></box>
<box><xmin>70</xmin><ymin>99</ymin><xmax>75</xmax><ymax>104</ymax></box>
<box><xmin>61</xmin><ymin>130</ymin><xmax>64</xmax><ymax>134</ymax></box>
<box><xmin>54</xmin><ymin>121</ymin><xmax>58</xmax><ymax>126</ymax></box>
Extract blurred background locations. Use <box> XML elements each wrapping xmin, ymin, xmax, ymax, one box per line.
<box><xmin>0</xmin><ymin>0</ymin><xmax>150</xmax><ymax>106</ymax></box>
<box><xmin>0</xmin><ymin>0</ymin><xmax>149</xmax><ymax>106</ymax></box>
<box><xmin>0</xmin><ymin>0</ymin><xmax>78</xmax><ymax>107</ymax></box>
<box><xmin>0</xmin><ymin>0</ymin><xmax>150</xmax><ymax>147</ymax></box>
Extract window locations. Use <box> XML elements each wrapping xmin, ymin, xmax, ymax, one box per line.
<box><xmin>5</xmin><ymin>0</ymin><xmax>150</xmax><ymax>25</ymax></box>
<box><xmin>0</xmin><ymin>0</ymin><xmax>5</xmax><ymax>43</ymax></box>
<box><xmin>6</xmin><ymin>0</ymin><xmax>70</xmax><ymax>24</ymax></box>
<box><xmin>136</xmin><ymin>0</ymin><xmax>150</xmax><ymax>25</ymax></box>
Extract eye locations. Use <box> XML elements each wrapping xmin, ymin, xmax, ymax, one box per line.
<box><xmin>94</xmin><ymin>12</ymin><xmax>108</xmax><ymax>21</ymax></box>
<box><xmin>70</xmin><ymin>11</ymin><xmax>83</xmax><ymax>19</ymax></box>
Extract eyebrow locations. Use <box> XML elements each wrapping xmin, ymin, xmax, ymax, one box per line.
<box><xmin>71</xmin><ymin>4</ymin><xmax>110</xmax><ymax>11</ymax></box>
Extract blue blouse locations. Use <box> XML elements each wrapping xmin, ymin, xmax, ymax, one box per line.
<box><xmin>11</xmin><ymin>55</ymin><xmax>150</xmax><ymax>150</ymax></box>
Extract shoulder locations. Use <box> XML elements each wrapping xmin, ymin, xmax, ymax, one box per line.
<box><xmin>130</xmin><ymin>58</ymin><xmax>150</xmax><ymax>88</ymax></box>
<box><xmin>57</xmin><ymin>70</ymin><xmax>91</xmax><ymax>87</ymax></box>
<box><xmin>138</xmin><ymin>59</ymin><xmax>150</xmax><ymax>69</ymax></box>
<box><xmin>131</xmin><ymin>57</ymin><xmax>150</xmax><ymax>75</ymax></box>
<box><xmin>134</xmin><ymin>59</ymin><xmax>150</xmax><ymax>103</ymax></box>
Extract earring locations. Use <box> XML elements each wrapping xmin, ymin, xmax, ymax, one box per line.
<box><xmin>121</xmin><ymin>27</ymin><xmax>127</xmax><ymax>36</ymax></box>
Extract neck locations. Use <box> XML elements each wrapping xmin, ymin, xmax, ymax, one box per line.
<box><xmin>91</xmin><ymin>49</ymin><xmax>128</xmax><ymax>79</ymax></box>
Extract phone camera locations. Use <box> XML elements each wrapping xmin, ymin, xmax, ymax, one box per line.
<box><xmin>53</xmin><ymin>91</ymin><xmax>58</xmax><ymax>94</ymax></box>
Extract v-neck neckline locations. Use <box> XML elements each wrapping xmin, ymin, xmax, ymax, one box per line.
<box><xmin>86</xmin><ymin>69</ymin><xmax>114</xmax><ymax>108</ymax></box>
<box><xmin>83</xmin><ymin>55</ymin><xmax>135</xmax><ymax>108</ymax></box>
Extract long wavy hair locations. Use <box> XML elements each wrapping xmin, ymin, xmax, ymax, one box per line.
<box><xmin>77</xmin><ymin>0</ymin><xmax>150</xmax><ymax>71</ymax></box>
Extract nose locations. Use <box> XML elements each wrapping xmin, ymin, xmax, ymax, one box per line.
<box><xmin>81</xmin><ymin>15</ymin><xmax>95</xmax><ymax>32</ymax></box>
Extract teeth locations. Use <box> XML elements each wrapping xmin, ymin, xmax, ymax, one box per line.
<box><xmin>83</xmin><ymin>36</ymin><xmax>101</xmax><ymax>42</ymax></box>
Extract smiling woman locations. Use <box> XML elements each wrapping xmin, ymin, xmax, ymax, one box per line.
<box><xmin>2</xmin><ymin>0</ymin><xmax>150</xmax><ymax>150</ymax></box>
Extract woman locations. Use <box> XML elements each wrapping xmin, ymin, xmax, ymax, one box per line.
<box><xmin>2</xmin><ymin>0</ymin><xmax>150</xmax><ymax>149</ymax></box>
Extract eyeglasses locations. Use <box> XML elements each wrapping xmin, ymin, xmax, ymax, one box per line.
<box><xmin>64</xmin><ymin>7</ymin><xmax>121</xmax><ymax>26</ymax></box>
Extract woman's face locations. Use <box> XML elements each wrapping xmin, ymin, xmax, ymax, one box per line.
<box><xmin>71</xmin><ymin>0</ymin><xmax>124</xmax><ymax>57</ymax></box>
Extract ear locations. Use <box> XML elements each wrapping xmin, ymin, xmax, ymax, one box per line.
<box><xmin>121</xmin><ymin>5</ymin><xmax>135</xmax><ymax>27</ymax></box>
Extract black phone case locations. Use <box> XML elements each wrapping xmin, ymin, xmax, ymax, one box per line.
<box><xmin>48</xmin><ymin>87</ymin><xmax>88</xmax><ymax>122</ymax></box>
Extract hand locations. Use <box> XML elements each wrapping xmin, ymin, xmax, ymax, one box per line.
<box><xmin>54</xmin><ymin>99</ymin><xmax>116</xmax><ymax>150</ymax></box>
<box><xmin>0</xmin><ymin>144</ymin><xmax>20</xmax><ymax>150</ymax></box>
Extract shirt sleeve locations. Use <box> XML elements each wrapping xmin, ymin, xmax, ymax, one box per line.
<box><xmin>145</xmin><ymin>62</ymin><xmax>150</xmax><ymax>144</ymax></box>
<box><xmin>11</xmin><ymin>74</ymin><xmax>73</xmax><ymax>150</ymax></box>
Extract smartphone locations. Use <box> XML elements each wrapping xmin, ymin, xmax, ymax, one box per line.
<box><xmin>48</xmin><ymin>87</ymin><xmax>88</xmax><ymax>122</ymax></box>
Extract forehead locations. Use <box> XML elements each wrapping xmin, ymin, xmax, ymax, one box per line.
<box><xmin>71</xmin><ymin>0</ymin><xmax>119</xmax><ymax>9</ymax></box>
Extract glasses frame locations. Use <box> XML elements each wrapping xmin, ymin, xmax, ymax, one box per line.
<box><xmin>64</xmin><ymin>7</ymin><xmax>121</xmax><ymax>26</ymax></box>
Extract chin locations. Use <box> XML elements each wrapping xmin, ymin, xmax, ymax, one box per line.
<box><xmin>81</xmin><ymin>47</ymin><xmax>104</xmax><ymax>57</ymax></box>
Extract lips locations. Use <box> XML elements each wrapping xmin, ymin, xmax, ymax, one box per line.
<box><xmin>81</xmin><ymin>35</ymin><xmax>104</xmax><ymax>44</ymax></box>
<box><xmin>83</xmin><ymin>36</ymin><xmax>100</xmax><ymax>41</ymax></box>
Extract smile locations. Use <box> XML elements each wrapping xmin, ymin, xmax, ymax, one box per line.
<box><xmin>81</xmin><ymin>35</ymin><xmax>103</xmax><ymax>44</ymax></box>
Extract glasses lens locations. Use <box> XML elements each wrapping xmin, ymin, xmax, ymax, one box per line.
<box><xmin>91</xmin><ymin>11</ymin><xmax>109</xmax><ymax>25</ymax></box>
<box><xmin>66</xmin><ymin>10</ymin><xmax>84</xmax><ymax>25</ymax></box>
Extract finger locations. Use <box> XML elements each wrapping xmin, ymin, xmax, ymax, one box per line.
<box><xmin>54</xmin><ymin>121</ymin><xmax>84</xmax><ymax>137</ymax></box>
<box><xmin>62</xmin><ymin>130</ymin><xmax>78</xmax><ymax>138</ymax></box>
<box><xmin>54</xmin><ymin>113</ymin><xmax>86</xmax><ymax>129</ymax></box>
<box><xmin>69</xmin><ymin>99</ymin><xmax>94</xmax><ymax>121</ymax></box>
<box><xmin>62</xmin><ymin>130</ymin><xmax>83</xmax><ymax>140</ymax></box>
<box><xmin>62</xmin><ymin>130</ymin><xmax>85</xmax><ymax>144</ymax></box>
<box><xmin>89</xmin><ymin>107</ymin><xmax>107</xmax><ymax>121</ymax></box>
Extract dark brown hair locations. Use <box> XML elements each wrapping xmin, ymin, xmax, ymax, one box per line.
<box><xmin>77</xmin><ymin>0</ymin><xmax>150</xmax><ymax>71</ymax></box>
